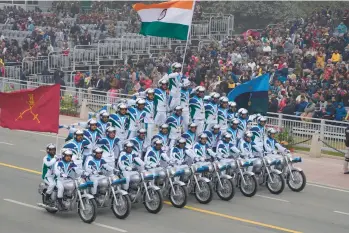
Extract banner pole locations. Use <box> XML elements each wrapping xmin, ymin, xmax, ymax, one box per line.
<box><xmin>180</xmin><ymin>0</ymin><xmax>196</xmax><ymax>74</ymax></box>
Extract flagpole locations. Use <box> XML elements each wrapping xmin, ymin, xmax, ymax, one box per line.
<box><xmin>180</xmin><ymin>0</ymin><xmax>196</xmax><ymax>74</ymax></box>
<box><xmin>55</xmin><ymin>133</ymin><xmax>59</xmax><ymax>152</ymax></box>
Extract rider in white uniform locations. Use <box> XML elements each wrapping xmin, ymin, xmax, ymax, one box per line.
<box><xmin>189</xmin><ymin>86</ymin><xmax>206</xmax><ymax>135</ymax></box>
<box><xmin>154</xmin><ymin>79</ymin><xmax>170</xmax><ymax>127</ymax></box>
<box><xmin>168</xmin><ymin>62</ymin><xmax>183</xmax><ymax>111</ymax></box>
<box><xmin>216</xmin><ymin>133</ymin><xmax>241</xmax><ymax>161</ymax></box>
<box><xmin>166</xmin><ymin>106</ymin><xmax>184</xmax><ymax>148</ymax></box>
<box><xmin>180</xmin><ymin>79</ymin><xmax>191</xmax><ymax>132</ymax></box>
<box><xmin>86</xmin><ymin>147</ymin><xmax>114</xmax><ymax>197</ymax></box>
<box><xmin>238</xmin><ymin>131</ymin><xmax>263</xmax><ymax>173</ymax></box>
<box><xmin>144</xmin><ymin>88</ymin><xmax>156</xmax><ymax>145</ymax></box>
<box><xmin>217</xmin><ymin>97</ymin><xmax>229</xmax><ymax>134</ymax></box>
<box><xmin>264</xmin><ymin>128</ymin><xmax>288</xmax><ymax>169</ymax></box>
<box><xmin>128</xmin><ymin>98</ymin><xmax>147</xmax><ymax>139</ymax></box>
<box><xmin>109</xmin><ymin>103</ymin><xmax>130</xmax><ymax>146</ymax></box>
<box><xmin>250</xmin><ymin>116</ymin><xmax>267</xmax><ymax>149</ymax></box>
<box><xmin>204</xmin><ymin>92</ymin><xmax>220</xmax><ymax>131</ymax></box>
<box><xmin>42</xmin><ymin>143</ymin><xmax>57</xmax><ymax>203</ymax></box>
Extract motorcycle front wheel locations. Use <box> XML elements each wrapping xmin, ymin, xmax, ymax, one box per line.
<box><xmin>111</xmin><ymin>193</ymin><xmax>132</xmax><ymax>219</ymax></box>
<box><xmin>169</xmin><ymin>184</ymin><xmax>188</xmax><ymax>208</ymax></box>
<box><xmin>143</xmin><ymin>188</ymin><xmax>163</xmax><ymax>214</ymax></box>
<box><xmin>194</xmin><ymin>180</ymin><xmax>213</xmax><ymax>204</ymax></box>
<box><xmin>239</xmin><ymin>174</ymin><xmax>258</xmax><ymax>197</ymax></box>
<box><xmin>286</xmin><ymin>170</ymin><xmax>306</xmax><ymax>192</ymax></box>
<box><xmin>216</xmin><ymin>178</ymin><xmax>235</xmax><ymax>201</ymax></box>
<box><xmin>78</xmin><ymin>198</ymin><xmax>97</xmax><ymax>223</ymax></box>
<box><xmin>266</xmin><ymin>171</ymin><xmax>285</xmax><ymax>195</ymax></box>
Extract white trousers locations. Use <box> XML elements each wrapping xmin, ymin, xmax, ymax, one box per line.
<box><xmin>121</xmin><ymin>170</ymin><xmax>139</xmax><ymax>190</ymax></box>
<box><xmin>44</xmin><ymin>176</ymin><xmax>56</xmax><ymax>194</ymax></box>
<box><xmin>56</xmin><ymin>179</ymin><xmax>73</xmax><ymax>198</ymax></box>
<box><xmin>155</xmin><ymin>111</ymin><xmax>167</xmax><ymax>127</ymax></box>
<box><xmin>182</xmin><ymin>112</ymin><xmax>190</xmax><ymax>132</ymax></box>
<box><xmin>193</xmin><ymin>119</ymin><xmax>205</xmax><ymax>135</ymax></box>
<box><xmin>89</xmin><ymin>175</ymin><xmax>106</xmax><ymax>195</ymax></box>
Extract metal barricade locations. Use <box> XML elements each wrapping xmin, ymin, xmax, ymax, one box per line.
<box><xmin>209</xmin><ymin>16</ymin><xmax>230</xmax><ymax>41</ymax></box>
<box><xmin>97</xmin><ymin>39</ymin><xmax>123</xmax><ymax>61</ymax></box>
<box><xmin>73</xmin><ymin>45</ymin><xmax>99</xmax><ymax>69</ymax></box>
<box><xmin>121</xmin><ymin>34</ymin><xmax>150</xmax><ymax>56</ymax></box>
<box><xmin>22</xmin><ymin>56</ymin><xmax>49</xmax><ymax>75</ymax></box>
<box><xmin>1</xmin><ymin>63</ymin><xmax>22</xmax><ymax>79</ymax></box>
<box><xmin>48</xmin><ymin>51</ymin><xmax>74</xmax><ymax>71</ymax></box>
<box><xmin>191</xmin><ymin>21</ymin><xmax>210</xmax><ymax>40</ymax></box>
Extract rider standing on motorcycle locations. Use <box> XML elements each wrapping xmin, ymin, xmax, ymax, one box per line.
<box><xmin>238</xmin><ymin>131</ymin><xmax>263</xmax><ymax>173</ymax></box>
<box><xmin>55</xmin><ymin>149</ymin><xmax>82</xmax><ymax>210</ymax></box>
<box><xmin>216</xmin><ymin>133</ymin><xmax>241</xmax><ymax>160</ymax></box>
<box><xmin>118</xmin><ymin>142</ymin><xmax>145</xmax><ymax>190</ymax></box>
<box><xmin>83</xmin><ymin>119</ymin><xmax>102</xmax><ymax>159</ymax></box>
<box><xmin>227</xmin><ymin>102</ymin><xmax>238</xmax><ymax>121</ymax></box>
<box><xmin>203</xmin><ymin>124</ymin><xmax>222</xmax><ymax>152</ymax></box>
<box><xmin>144</xmin><ymin>88</ymin><xmax>156</xmax><ymax>145</ymax></box>
<box><xmin>250</xmin><ymin>116</ymin><xmax>267</xmax><ymax>149</ymax></box>
<box><xmin>109</xmin><ymin>103</ymin><xmax>130</xmax><ymax>147</ymax></box>
<box><xmin>204</xmin><ymin>92</ymin><xmax>220</xmax><ymax>131</ymax></box>
<box><xmin>182</xmin><ymin>123</ymin><xmax>198</xmax><ymax>149</ymax></box>
<box><xmin>217</xmin><ymin>97</ymin><xmax>229</xmax><ymax>134</ymax></box>
<box><xmin>63</xmin><ymin>130</ymin><xmax>90</xmax><ymax>168</ymax></box>
<box><xmin>97</xmin><ymin>111</ymin><xmax>110</xmax><ymax>137</ymax></box>
<box><xmin>96</xmin><ymin>126</ymin><xmax>121</xmax><ymax>169</ymax></box>
<box><xmin>193</xmin><ymin>133</ymin><xmax>217</xmax><ymax>164</ymax></box>
<box><xmin>166</xmin><ymin>106</ymin><xmax>184</xmax><ymax>148</ymax></box>
<box><xmin>227</xmin><ymin>118</ymin><xmax>241</xmax><ymax>146</ymax></box>
<box><xmin>129</xmin><ymin>128</ymin><xmax>148</xmax><ymax>160</ymax></box>
<box><xmin>168</xmin><ymin>62</ymin><xmax>183</xmax><ymax>111</ymax></box>
<box><xmin>189</xmin><ymin>86</ymin><xmax>206</xmax><ymax>135</ymax></box>
<box><xmin>152</xmin><ymin>124</ymin><xmax>170</xmax><ymax>153</ymax></box>
<box><xmin>128</xmin><ymin>98</ymin><xmax>147</xmax><ymax>139</ymax></box>
<box><xmin>180</xmin><ymin>79</ymin><xmax>191</xmax><ymax>132</ymax></box>
<box><xmin>236</xmin><ymin>108</ymin><xmax>251</xmax><ymax>139</ymax></box>
<box><xmin>154</xmin><ymin>79</ymin><xmax>170</xmax><ymax>127</ymax></box>
<box><xmin>42</xmin><ymin>143</ymin><xmax>57</xmax><ymax>203</ymax></box>
<box><xmin>86</xmin><ymin>147</ymin><xmax>114</xmax><ymax>197</ymax></box>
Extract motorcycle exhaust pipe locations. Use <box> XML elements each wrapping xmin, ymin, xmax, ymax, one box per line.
<box><xmin>37</xmin><ymin>203</ymin><xmax>58</xmax><ymax>211</ymax></box>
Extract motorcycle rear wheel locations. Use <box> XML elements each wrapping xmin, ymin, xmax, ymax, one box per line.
<box><xmin>111</xmin><ymin>193</ymin><xmax>131</xmax><ymax>219</ymax></box>
<box><xmin>216</xmin><ymin>178</ymin><xmax>235</xmax><ymax>201</ymax></box>
<box><xmin>194</xmin><ymin>180</ymin><xmax>213</xmax><ymax>204</ymax></box>
<box><xmin>169</xmin><ymin>184</ymin><xmax>188</xmax><ymax>208</ymax></box>
<box><xmin>78</xmin><ymin>198</ymin><xmax>97</xmax><ymax>223</ymax></box>
<box><xmin>266</xmin><ymin>171</ymin><xmax>285</xmax><ymax>195</ymax></box>
<box><xmin>239</xmin><ymin>174</ymin><xmax>258</xmax><ymax>197</ymax></box>
<box><xmin>143</xmin><ymin>188</ymin><xmax>163</xmax><ymax>214</ymax></box>
<box><xmin>286</xmin><ymin>170</ymin><xmax>306</xmax><ymax>192</ymax></box>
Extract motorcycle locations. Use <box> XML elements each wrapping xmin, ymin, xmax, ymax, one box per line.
<box><xmin>254</xmin><ymin>154</ymin><xmax>285</xmax><ymax>195</ymax></box>
<box><xmin>203</xmin><ymin>159</ymin><xmax>235</xmax><ymax>201</ymax></box>
<box><xmin>226</xmin><ymin>157</ymin><xmax>258</xmax><ymax>197</ymax></box>
<box><xmin>280</xmin><ymin>153</ymin><xmax>306</xmax><ymax>192</ymax></box>
<box><xmin>156</xmin><ymin>163</ymin><xmax>190</xmax><ymax>208</ymax></box>
<box><xmin>184</xmin><ymin>158</ymin><xmax>214</xmax><ymax>204</ymax></box>
<box><xmin>37</xmin><ymin>177</ymin><xmax>97</xmax><ymax>223</ymax></box>
<box><xmin>127</xmin><ymin>170</ymin><xmax>163</xmax><ymax>214</ymax></box>
<box><xmin>87</xmin><ymin>173</ymin><xmax>131</xmax><ymax>219</ymax></box>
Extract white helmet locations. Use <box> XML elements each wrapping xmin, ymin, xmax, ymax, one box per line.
<box><xmin>138</xmin><ymin>128</ymin><xmax>146</xmax><ymax>134</ymax></box>
<box><xmin>174</xmin><ymin>105</ymin><xmax>183</xmax><ymax>111</ymax></box>
<box><xmin>199</xmin><ymin>133</ymin><xmax>208</xmax><ymax>139</ymax></box>
<box><xmin>124</xmin><ymin>141</ymin><xmax>134</xmax><ymax>149</ymax></box>
<box><xmin>196</xmin><ymin>86</ymin><xmax>206</xmax><ymax>92</ymax></box>
<box><xmin>158</xmin><ymin>78</ymin><xmax>168</xmax><ymax>86</ymax></box>
<box><xmin>74</xmin><ymin>130</ymin><xmax>84</xmax><ymax>136</ymax></box>
<box><xmin>176</xmin><ymin>137</ymin><xmax>187</xmax><ymax>145</ymax></box>
<box><xmin>230</xmin><ymin>118</ymin><xmax>240</xmax><ymax>125</ymax></box>
<box><xmin>62</xmin><ymin>149</ymin><xmax>73</xmax><ymax>157</ymax></box>
<box><xmin>136</xmin><ymin>98</ymin><xmax>146</xmax><ymax>105</ymax></box>
<box><xmin>211</xmin><ymin>124</ymin><xmax>221</xmax><ymax>130</ymax></box>
<box><xmin>182</xmin><ymin>79</ymin><xmax>191</xmax><ymax>87</ymax></box>
<box><xmin>101</xmin><ymin>111</ymin><xmax>110</xmax><ymax>117</ymax></box>
<box><xmin>229</xmin><ymin>101</ymin><xmax>237</xmax><ymax>107</ymax></box>
<box><xmin>203</xmin><ymin>96</ymin><xmax>211</xmax><ymax>102</ymax></box>
<box><xmin>172</xmin><ymin>62</ymin><xmax>182</xmax><ymax>69</ymax></box>
<box><xmin>88</xmin><ymin>119</ymin><xmax>97</xmax><ymax>125</ymax></box>
<box><xmin>94</xmin><ymin>147</ymin><xmax>103</xmax><ymax>154</ymax></box>
<box><xmin>154</xmin><ymin>139</ymin><xmax>163</xmax><ymax>146</ymax></box>
<box><xmin>160</xmin><ymin>123</ymin><xmax>169</xmax><ymax>129</ymax></box>
<box><xmin>258</xmin><ymin>116</ymin><xmax>267</xmax><ymax>123</ymax></box>
<box><xmin>46</xmin><ymin>143</ymin><xmax>56</xmax><ymax>151</ymax></box>
<box><xmin>220</xmin><ymin>97</ymin><xmax>229</xmax><ymax>103</ymax></box>
<box><xmin>244</xmin><ymin>131</ymin><xmax>253</xmax><ymax>138</ymax></box>
<box><xmin>106</xmin><ymin>126</ymin><xmax>116</xmax><ymax>133</ymax></box>
<box><xmin>239</xmin><ymin>108</ymin><xmax>248</xmax><ymax>115</ymax></box>
<box><xmin>267</xmin><ymin>128</ymin><xmax>277</xmax><ymax>135</ymax></box>
<box><xmin>223</xmin><ymin>133</ymin><xmax>232</xmax><ymax>140</ymax></box>
<box><xmin>189</xmin><ymin>123</ymin><xmax>197</xmax><ymax>128</ymax></box>
<box><xmin>146</xmin><ymin>88</ymin><xmax>155</xmax><ymax>94</ymax></box>
<box><xmin>118</xmin><ymin>103</ymin><xmax>127</xmax><ymax>110</ymax></box>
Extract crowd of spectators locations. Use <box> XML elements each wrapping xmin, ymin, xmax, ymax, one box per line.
<box><xmin>1</xmin><ymin>3</ymin><xmax>349</xmax><ymax>122</ymax></box>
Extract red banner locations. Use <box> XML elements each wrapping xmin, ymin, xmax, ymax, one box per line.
<box><xmin>0</xmin><ymin>85</ymin><xmax>60</xmax><ymax>133</ymax></box>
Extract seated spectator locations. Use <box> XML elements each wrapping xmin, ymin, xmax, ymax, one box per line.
<box><xmin>301</xmin><ymin>98</ymin><xmax>316</xmax><ymax>121</ymax></box>
<box><xmin>295</xmin><ymin>96</ymin><xmax>308</xmax><ymax>116</ymax></box>
<box><xmin>335</xmin><ymin>102</ymin><xmax>347</xmax><ymax>121</ymax></box>
<box><xmin>323</xmin><ymin>99</ymin><xmax>336</xmax><ymax>120</ymax></box>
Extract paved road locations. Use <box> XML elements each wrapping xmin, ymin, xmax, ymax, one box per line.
<box><xmin>0</xmin><ymin>128</ymin><xmax>349</xmax><ymax>233</ymax></box>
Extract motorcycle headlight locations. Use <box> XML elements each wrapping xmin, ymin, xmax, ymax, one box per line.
<box><xmin>169</xmin><ymin>167</ymin><xmax>177</xmax><ymax>177</ymax></box>
<box><xmin>265</xmin><ymin>158</ymin><xmax>272</xmax><ymax>165</ymax></box>
<box><xmin>77</xmin><ymin>177</ymin><xmax>86</xmax><ymax>186</ymax></box>
<box><xmin>111</xmin><ymin>175</ymin><xmax>120</xmax><ymax>182</ymax></box>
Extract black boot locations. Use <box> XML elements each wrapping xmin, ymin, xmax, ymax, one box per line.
<box><xmin>57</xmin><ymin>198</ymin><xmax>66</xmax><ymax>211</ymax></box>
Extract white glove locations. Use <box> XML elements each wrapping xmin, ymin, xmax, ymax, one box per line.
<box><xmin>125</xmin><ymin>167</ymin><xmax>132</xmax><ymax>171</ymax></box>
<box><xmin>93</xmin><ymin>171</ymin><xmax>99</xmax><ymax>175</ymax></box>
<box><xmin>61</xmin><ymin>173</ymin><xmax>68</xmax><ymax>178</ymax></box>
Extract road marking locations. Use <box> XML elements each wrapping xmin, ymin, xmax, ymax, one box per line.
<box><xmin>334</xmin><ymin>211</ymin><xmax>349</xmax><ymax>216</ymax></box>
<box><xmin>40</xmin><ymin>150</ymin><xmax>46</xmax><ymax>153</ymax></box>
<box><xmin>163</xmin><ymin>201</ymin><xmax>301</xmax><ymax>233</ymax></box>
<box><xmin>0</xmin><ymin>142</ymin><xmax>14</xmax><ymax>146</ymax></box>
<box><xmin>307</xmin><ymin>183</ymin><xmax>349</xmax><ymax>193</ymax></box>
<box><xmin>256</xmin><ymin>195</ymin><xmax>290</xmax><ymax>203</ymax></box>
<box><xmin>4</xmin><ymin>198</ymin><xmax>43</xmax><ymax>210</ymax></box>
<box><xmin>92</xmin><ymin>223</ymin><xmax>128</xmax><ymax>232</ymax></box>
<box><xmin>0</xmin><ymin>162</ymin><xmax>41</xmax><ymax>175</ymax></box>
<box><xmin>0</xmin><ymin>162</ymin><xmax>301</xmax><ymax>233</ymax></box>
<box><xmin>3</xmin><ymin>198</ymin><xmax>128</xmax><ymax>232</ymax></box>
<box><xmin>16</xmin><ymin>130</ymin><xmax>66</xmax><ymax>139</ymax></box>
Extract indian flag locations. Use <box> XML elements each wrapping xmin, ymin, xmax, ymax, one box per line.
<box><xmin>133</xmin><ymin>0</ymin><xmax>194</xmax><ymax>40</ymax></box>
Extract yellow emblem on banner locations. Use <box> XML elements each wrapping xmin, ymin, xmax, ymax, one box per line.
<box><xmin>15</xmin><ymin>94</ymin><xmax>40</xmax><ymax>123</ymax></box>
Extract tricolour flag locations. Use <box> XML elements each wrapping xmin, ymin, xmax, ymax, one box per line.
<box><xmin>0</xmin><ymin>84</ymin><xmax>60</xmax><ymax>133</ymax></box>
<box><xmin>227</xmin><ymin>74</ymin><xmax>270</xmax><ymax>114</ymax></box>
<box><xmin>133</xmin><ymin>0</ymin><xmax>194</xmax><ymax>40</ymax></box>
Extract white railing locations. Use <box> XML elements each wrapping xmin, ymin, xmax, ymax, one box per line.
<box><xmin>0</xmin><ymin>78</ymin><xmax>346</xmax><ymax>154</ymax></box>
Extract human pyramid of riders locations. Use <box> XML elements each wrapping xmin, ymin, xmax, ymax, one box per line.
<box><xmin>39</xmin><ymin>63</ymin><xmax>306</xmax><ymax>222</ymax></box>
